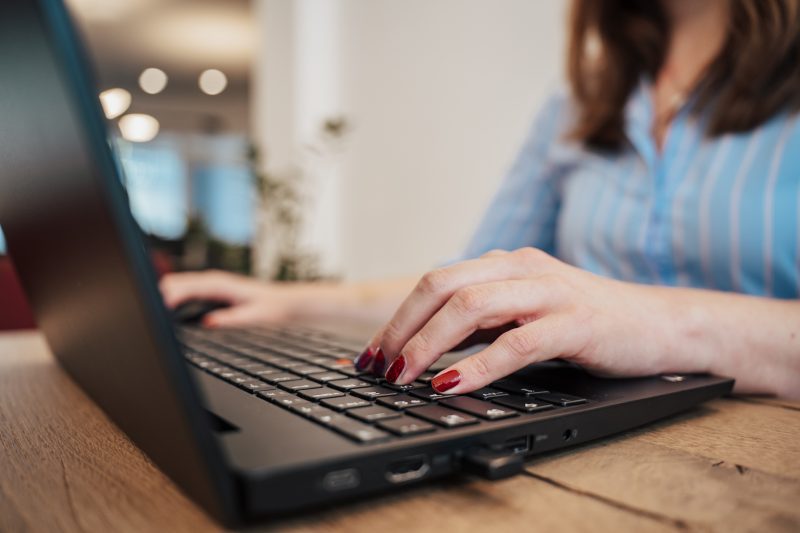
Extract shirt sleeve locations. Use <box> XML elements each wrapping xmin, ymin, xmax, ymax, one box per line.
<box><xmin>456</xmin><ymin>91</ymin><xmax>569</xmax><ymax>261</ymax></box>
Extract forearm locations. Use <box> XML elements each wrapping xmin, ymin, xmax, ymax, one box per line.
<box><xmin>651</xmin><ymin>286</ymin><xmax>800</xmax><ymax>398</ymax></box>
<box><xmin>292</xmin><ymin>276</ymin><xmax>418</xmax><ymax>324</ymax></box>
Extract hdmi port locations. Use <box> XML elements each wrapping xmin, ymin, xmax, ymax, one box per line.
<box><xmin>385</xmin><ymin>455</ymin><xmax>430</xmax><ymax>484</ymax></box>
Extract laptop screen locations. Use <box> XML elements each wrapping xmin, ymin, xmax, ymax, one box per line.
<box><xmin>0</xmin><ymin>0</ymin><xmax>237</xmax><ymax>522</ymax></box>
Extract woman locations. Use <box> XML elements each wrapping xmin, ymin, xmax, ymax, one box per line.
<box><xmin>162</xmin><ymin>0</ymin><xmax>800</xmax><ymax>399</ymax></box>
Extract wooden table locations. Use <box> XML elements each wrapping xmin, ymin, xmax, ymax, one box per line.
<box><xmin>2</xmin><ymin>330</ymin><xmax>799</xmax><ymax>532</ymax></box>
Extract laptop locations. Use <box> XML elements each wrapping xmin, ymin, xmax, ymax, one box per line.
<box><xmin>0</xmin><ymin>0</ymin><xmax>734</xmax><ymax>526</ymax></box>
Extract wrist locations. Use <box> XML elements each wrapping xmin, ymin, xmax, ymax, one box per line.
<box><xmin>641</xmin><ymin>285</ymin><xmax>716</xmax><ymax>375</ymax></box>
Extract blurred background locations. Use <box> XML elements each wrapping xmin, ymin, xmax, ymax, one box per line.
<box><xmin>0</xmin><ymin>0</ymin><xmax>566</xmax><ymax>328</ymax></box>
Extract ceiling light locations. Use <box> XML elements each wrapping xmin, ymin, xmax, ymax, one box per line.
<box><xmin>198</xmin><ymin>69</ymin><xmax>227</xmax><ymax>95</ymax></box>
<box><xmin>118</xmin><ymin>113</ymin><xmax>160</xmax><ymax>143</ymax></box>
<box><xmin>139</xmin><ymin>67</ymin><xmax>168</xmax><ymax>95</ymax></box>
<box><xmin>98</xmin><ymin>88</ymin><xmax>131</xmax><ymax>119</ymax></box>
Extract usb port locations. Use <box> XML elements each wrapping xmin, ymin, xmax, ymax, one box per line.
<box><xmin>494</xmin><ymin>436</ymin><xmax>530</xmax><ymax>455</ymax></box>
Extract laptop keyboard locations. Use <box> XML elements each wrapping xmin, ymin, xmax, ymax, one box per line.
<box><xmin>178</xmin><ymin>326</ymin><xmax>588</xmax><ymax>445</ymax></box>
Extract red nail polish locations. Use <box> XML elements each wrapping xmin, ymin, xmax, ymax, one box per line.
<box><xmin>354</xmin><ymin>348</ymin><xmax>374</xmax><ymax>371</ymax></box>
<box><xmin>431</xmin><ymin>370</ymin><xmax>461</xmax><ymax>393</ymax></box>
<box><xmin>385</xmin><ymin>354</ymin><xmax>406</xmax><ymax>383</ymax></box>
<box><xmin>372</xmin><ymin>349</ymin><xmax>386</xmax><ymax>375</ymax></box>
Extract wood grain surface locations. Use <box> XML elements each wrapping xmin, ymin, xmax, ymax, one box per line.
<box><xmin>1</xmin><ymin>331</ymin><xmax>798</xmax><ymax>533</ymax></box>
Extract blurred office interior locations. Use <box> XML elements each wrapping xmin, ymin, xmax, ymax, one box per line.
<box><xmin>0</xmin><ymin>0</ymin><xmax>565</xmax><ymax>328</ymax></box>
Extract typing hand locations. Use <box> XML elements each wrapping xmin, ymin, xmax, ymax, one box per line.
<box><xmin>358</xmin><ymin>248</ymin><xmax>700</xmax><ymax>394</ymax></box>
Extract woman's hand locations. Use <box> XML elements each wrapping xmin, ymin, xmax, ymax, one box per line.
<box><xmin>160</xmin><ymin>270</ymin><xmax>419</xmax><ymax>328</ymax></box>
<box><xmin>364</xmin><ymin>248</ymin><xmax>711</xmax><ymax>394</ymax></box>
<box><xmin>160</xmin><ymin>270</ymin><xmax>334</xmax><ymax>327</ymax></box>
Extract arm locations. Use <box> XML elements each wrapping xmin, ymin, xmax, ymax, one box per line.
<box><xmin>366</xmin><ymin>248</ymin><xmax>799</xmax><ymax>399</ymax></box>
<box><xmin>160</xmin><ymin>270</ymin><xmax>418</xmax><ymax>327</ymax></box>
<box><xmin>650</xmin><ymin>285</ymin><xmax>800</xmax><ymax>397</ymax></box>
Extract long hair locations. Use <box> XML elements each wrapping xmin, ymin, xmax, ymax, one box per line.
<box><xmin>568</xmin><ymin>0</ymin><xmax>800</xmax><ymax>149</ymax></box>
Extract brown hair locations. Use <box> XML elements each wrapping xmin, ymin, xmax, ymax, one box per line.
<box><xmin>568</xmin><ymin>0</ymin><xmax>800</xmax><ymax>150</ymax></box>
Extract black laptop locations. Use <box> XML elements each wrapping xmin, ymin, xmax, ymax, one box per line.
<box><xmin>0</xmin><ymin>0</ymin><xmax>734</xmax><ymax>527</ymax></box>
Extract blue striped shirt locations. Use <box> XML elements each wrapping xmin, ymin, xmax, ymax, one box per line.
<box><xmin>461</xmin><ymin>82</ymin><xmax>800</xmax><ymax>298</ymax></box>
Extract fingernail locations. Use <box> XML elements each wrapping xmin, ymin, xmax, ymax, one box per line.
<box><xmin>354</xmin><ymin>348</ymin><xmax>374</xmax><ymax>371</ymax></box>
<box><xmin>372</xmin><ymin>348</ymin><xmax>386</xmax><ymax>375</ymax></box>
<box><xmin>431</xmin><ymin>369</ymin><xmax>461</xmax><ymax>393</ymax></box>
<box><xmin>385</xmin><ymin>354</ymin><xmax>406</xmax><ymax>383</ymax></box>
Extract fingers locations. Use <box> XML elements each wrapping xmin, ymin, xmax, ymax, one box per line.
<box><xmin>374</xmin><ymin>249</ymin><xmax>547</xmax><ymax>361</ymax></box>
<box><xmin>429</xmin><ymin>315</ymin><xmax>568</xmax><ymax>394</ymax></box>
<box><xmin>159</xmin><ymin>270</ymin><xmax>247</xmax><ymax>308</ymax></box>
<box><xmin>450</xmin><ymin>323</ymin><xmax>517</xmax><ymax>352</ymax></box>
<box><xmin>386</xmin><ymin>279</ymin><xmax>553</xmax><ymax>384</ymax></box>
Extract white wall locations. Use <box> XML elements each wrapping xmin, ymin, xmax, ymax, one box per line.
<box><xmin>253</xmin><ymin>0</ymin><xmax>567</xmax><ymax>281</ymax></box>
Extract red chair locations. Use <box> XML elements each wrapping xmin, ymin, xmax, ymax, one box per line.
<box><xmin>0</xmin><ymin>256</ymin><xmax>35</xmax><ymax>330</ymax></box>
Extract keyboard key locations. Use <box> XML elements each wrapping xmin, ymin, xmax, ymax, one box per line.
<box><xmin>236</xmin><ymin>360</ymin><xmax>265</xmax><ymax>368</ymax></box>
<box><xmin>292</xmin><ymin>364</ymin><xmax>328</xmax><ymax>375</ymax></box>
<box><xmin>305</xmin><ymin>406</ymin><xmax>343</xmax><ymax>424</ymax></box>
<box><xmin>219</xmin><ymin>370</ymin><xmax>244</xmax><ymax>380</ymax></box>
<box><xmin>321</xmin><ymin>345</ymin><xmax>358</xmax><ymax>356</ymax></box>
<box><xmin>237</xmin><ymin>362</ymin><xmax>271</xmax><ymax>373</ymax></box>
<box><xmin>229</xmin><ymin>347</ymin><xmax>264</xmax><ymax>358</ymax></box>
<box><xmin>308</xmin><ymin>371</ymin><xmax>349</xmax><ymax>383</ymax></box>
<box><xmin>215</xmin><ymin>354</ymin><xmax>251</xmax><ymax>366</ymax></box>
<box><xmin>299</xmin><ymin>387</ymin><xmax>345</xmax><ymax>401</ymax></box>
<box><xmin>275</xmin><ymin>359</ymin><xmax>305</xmax><ymax>369</ymax></box>
<box><xmin>323</xmin><ymin>359</ymin><xmax>357</xmax><ymax>370</ymax></box>
<box><xmin>251</xmin><ymin>354</ymin><xmax>294</xmax><ymax>366</ymax></box>
<box><xmin>328</xmin><ymin>418</ymin><xmax>391</xmax><ymax>444</ymax></box>
<box><xmin>338</xmin><ymin>365</ymin><xmax>368</xmax><ymax>377</ymax></box>
<box><xmin>410</xmin><ymin>387</ymin><xmax>456</xmax><ymax>401</ymax></box>
<box><xmin>287</xmin><ymin>400</ymin><xmax>323</xmax><ymax>416</ymax></box>
<box><xmin>416</xmin><ymin>372</ymin><xmax>436</xmax><ymax>384</ymax></box>
<box><xmin>275</xmin><ymin>347</ymin><xmax>317</xmax><ymax>359</ymax></box>
<box><xmin>377</xmin><ymin>394</ymin><xmax>428</xmax><ymax>410</ymax></box>
<box><xmin>377</xmin><ymin>416</ymin><xmax>437</xmax><ymax>436</ymax></box>
<box><xmin>383</xmin><ymin>382</ymin><xmax>425</xmax><ymax>392</ymax></box>
<box><xmin>264</xmin><ymin>372</ymin><xmax>305</xmax><ymax>384</ymax></box>
<box><xmin>441</xmin><ymin>397</ymin><xmax>518</xmax><ymax>420</ymax></box>
<box><xmin>229</xmin><ymin>374</ymin><xmax>252</xmax><ymax>385</ymax></box>
<box><xmin>321</xmin><ymin>395</ymin><xmax>372</xmax><ymax>411</ymax></box>
<box><xmin>249</xmin><ymin>367</ymin><xmax>284</xmax><ymax>378</ymax></box>
<box><xmin>257</xmin><ymin>390</ymin><xmax>294</xmax><ymax>403</ymax></box>
<box><xmin>278</xmin><ymin>379</ymin><xmax>323</xmax><ymax>392</ymax></box>
<box><xmin>534</xmin><ymin>392</ymin><xmax>588</xmax><ymax>407</ymax></box>
<box><xmin>188</xmin><ymin>359</ymin><xmax>213</xmax><ymax>370</ymax></box>
<box><xmin>351</xmin><ymin>386</ymin><xmax>398</xmax><ymax>400</ymax></box>
<box><xmin>273</xmin><ymin>396</ymin><xmax>315</xmax><ymax>409</ymax></box>
<box><xmin>468</xmin><ymin>387</ymin><xmax>508</xmax><ymax>401</ymax></box>
<box><xmin>238</xmin><ymin>379</ymin><xmax>276</xmax><ymax>392</ymax></box>
<box><xmin>307</xmin><ymin>356</ymin><xmax>336</xmax><ymax>366</ymax></box>
<box><xmin>328</xmin><ymin>379</ymin><xmax>372</xmax><ymax>391</ymax></box>
<box><xmin>407</xmin><ymin>405</ymin><xmax>479</xmax><ymax>428</ymax></box>
<box><xmin>347</xmin><ymin>405</ymin><xmax>402</xmax><ymax>423</ymax></box>
<box><xmin>492</xmin><ymin>379</ymin><xmax>549</xmax><ymax>396</ymax></box>
<box><xmin>492</xmin><ymin>396</ymin><xmax>554</xmax><ymax>413</ymax></box>
<box><xmin>359</xmin><ymin>374</ymin><xmax>388</xmax><ymax>385</ymax></box>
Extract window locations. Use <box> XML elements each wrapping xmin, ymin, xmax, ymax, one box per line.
<box><xmin>115</xmin><ymin>136</ymin><xmax>189</xmax><ymax>240</ymax></box>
